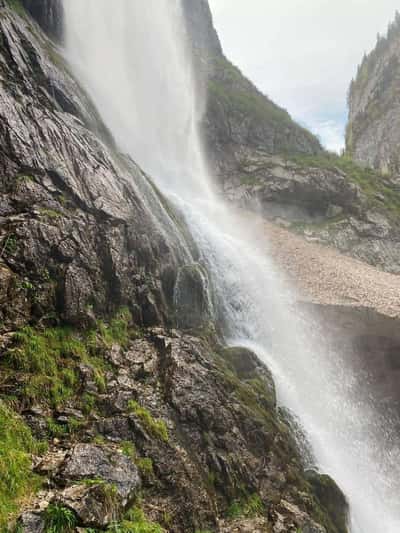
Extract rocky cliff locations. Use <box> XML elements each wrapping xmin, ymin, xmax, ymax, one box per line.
<box><xmin>347</xmin><ymin>12</ymin><xmax>400</xmax><ymax>176</ymax></box>
<box><xmin>0</xmin><ymin>2</ymin><xmax>348</xmax><ymax>533</ymax></box>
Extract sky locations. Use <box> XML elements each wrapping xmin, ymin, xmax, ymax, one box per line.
<box><xmin>208</xmin><ymin>0</ymin><xmax>399</xmax><ymax>152</ymax></box>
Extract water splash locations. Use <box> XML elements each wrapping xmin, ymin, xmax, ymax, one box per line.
<box><xmin>63</xmin><ymin>2</ymin><xmax>400</xmax><ymax>530</ymax></box>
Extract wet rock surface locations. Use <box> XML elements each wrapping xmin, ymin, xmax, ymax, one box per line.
<box><xmin>0</xmin><ymin>3</ymin><xmax>190</xmax><ymax>331</ymax></box>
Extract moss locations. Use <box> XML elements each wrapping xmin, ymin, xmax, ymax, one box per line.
<box><xmin>136</xmin><ymin>458</ymin><xmax>154</xmax><ymax>478</ymax></box>
<box><xmin>0</xmin><ymin>401</ymin><xmax>45</xmax><ymax>529</ymax></box>
<box><xmin>121</xmin><ymin>441</ymin><xmax>136</xmax><ymax>460</ymax></box>
<box><xmin>127</xmin><ymin>401</ymin><xmax>169</xmax><ymax>442</ymax></box>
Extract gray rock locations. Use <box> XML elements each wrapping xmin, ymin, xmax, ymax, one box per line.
<box><xmin>59</xmin><ymin>444</ymin><xmax>141</xmax><ymax>502</ymax></box>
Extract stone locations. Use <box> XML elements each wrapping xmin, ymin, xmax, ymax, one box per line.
<box><xmin>59</xmin><ymin>444</ymin><xmax>141</xmax><ymax>503</ymax></box>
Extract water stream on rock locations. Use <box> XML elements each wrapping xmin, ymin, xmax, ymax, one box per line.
<box><xmin>64</xmin><ymin>2</ymin><xmax>400</xmax><ymax>531</ymax></box>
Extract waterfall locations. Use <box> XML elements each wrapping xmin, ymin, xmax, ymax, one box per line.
<box><xmin>63</xmin><ymin>2</ymin><xmax>400</xmax><ymax>531</ymax></box>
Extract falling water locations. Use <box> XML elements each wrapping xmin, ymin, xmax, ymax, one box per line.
<box><xmin>64</xmin><ymin>2</ymin><xmax>400</xmax><ymax>531</ymax></box>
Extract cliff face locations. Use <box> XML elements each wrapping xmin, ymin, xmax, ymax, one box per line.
<box><xmin>0</xmin><ymin>3</ymin><xmax>348</xmax><ymax>533</ymax></box>
<box><xmin>346</xmin><ymin>13</ymin><xmax>400</xmax><ymax>175</ymax></box>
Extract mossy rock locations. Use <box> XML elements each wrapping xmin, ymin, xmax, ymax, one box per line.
<box><xmin>306</xmin><ymin>469</ymin><xmax>349</xmax><ymax>533</ymax></box>
<box><xmin>221</xmin><ymin>346</ymin><xmax>276</xmax><ymax>408</ymax></box>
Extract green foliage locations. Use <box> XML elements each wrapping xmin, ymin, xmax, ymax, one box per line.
<box><xmin>4</xmin><ymin>0</ymin><xmax>25</xmax><ymax>16</ymax></box>
<box><xmin>3</xmin><ymin>234</ymin><xmax>18</xmax><ymax>255</ymax></box>
<box><xmin>0</xmin><ymin>401</ymin><xmax>44</xmax><ymax>528</ymax></box>
<box><xmin>227</xmin><ymin>494</ymin><xmax>264</xmax><ymax>519</ymax></box>
<box><xmin>121</xmin><ymin>441</ymin><xmax>136</xmax><ymax>459</ymax></box>
<box><xmin>127</xmin><ymin>401</ymin><xmax>169</xmax><ymax>442</ymax></box>
<box><xmin>44</xmin><ymin>504</ymin><xmax>77</xmax><ymax>533</ymax></box>
<box><xmin>108</xmin><ymin>506</ymin><xmax>164</xmax><ymax>533</ymax></box>
<box><xmin>1</xmin><ymin>308</ymin><xmax>134</xmax><ymax>409</ymax></box>
<box><xmin>137</xmin><ymin>458</ymin><xmax>154</xmax><ymax>478</ymax></box>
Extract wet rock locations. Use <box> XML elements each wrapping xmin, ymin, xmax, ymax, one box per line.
<box><xmin>222</xmin><ymin>346</ymin><xmax>276</xmax><ymax>408</ymax></box>
<box><xmin>174</xmin><ymin>263</ymin><xmax>213</xmax><ymax>329</ymax></box>
<box><xmin>306</xmin><ymin>470</ymin><xmax>349</xmax><ymax>533</ymax></box>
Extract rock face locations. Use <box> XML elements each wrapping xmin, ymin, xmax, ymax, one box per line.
<box><xmin>21</xmin><ymin>0</ymin><xmax>64</xmax><ymax>40</ymax></box>
<box><xmin>0</xmin><ymin>2</ymin><xmax>192</xmax><ymax>331</ymax></box>
<box><xmin>347</xmin><ymin>13</ymin><xmax>400</xmax><ymax>176</ymax></box>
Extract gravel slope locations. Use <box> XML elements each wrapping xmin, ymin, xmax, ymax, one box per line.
<box><xmin>240</xmin><ymin>211</ymin><xmax>400</xmax><ymax>318</ymax></box>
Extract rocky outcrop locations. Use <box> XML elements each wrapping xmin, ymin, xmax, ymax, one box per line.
<box><xmin>8</xmin><ymin>326</ymin><xmax>348</xmax><ymax>533</ymax></box>
<box><xmin>346</xmin><ymin>13</ymin><xmax>400</xmax><ymax>176</ymax></box>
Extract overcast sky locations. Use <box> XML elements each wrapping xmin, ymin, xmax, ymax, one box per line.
<box><xmin>208</xmin><ymin>1</ymin><xmax>399</xmax><ymax>152</ymax></box>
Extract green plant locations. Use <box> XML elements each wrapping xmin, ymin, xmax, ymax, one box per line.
<box><xmin>137</xmin><ymin>458</ymin><xmax>154</xmax><ymax>478</ymax></box>
<box><xmin>110</xmin><ymin>506</ymin><xmax>164</xmax><ymax>533</ymax></box>
<box><xmin>127</xmin><ymin>401</ymin><xmax>168</xmax><ymax>442</ymax></box>
<box><xmin>0</xmin><ymin>401</ymin><xmax>45</xmax><ymax>528</ymax></box>
<box><xmin>44</xmin><ymin>504</ymin><xmax>77</xmax><ymax>533</ymax></box>
<box><xmin>39</xmin><ymin>208</ymin><xmax>62</xmax><ymax>220</ymax></box>
<box><xmin>227</xmin><ymin>494</ymin><xmax>264</xmax><ymax>519</ymax></box>
<box><xmin>121</xmin><ymin>441</ymin><xmax>136</xmax><ymax>459</ymax></box>
<box><xmin>2</xmin><ymin>234</ymin><xmax>18</xmax><ymax>255</ymax></box>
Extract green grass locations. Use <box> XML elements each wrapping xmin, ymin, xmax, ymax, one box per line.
<box><xmin>127</xmin><ymin>401</ymin><xmax>169</xmax><ymax>443</ymax></box>
<box><xmin>0</xmin><ymin>401</ymin><xmax>45</xmax><ymax>529</ymax></box>
<box><xmin>227</xmin><ymin>494</ymin><xmax>264</xmax><ymax>519</ymax></box>
<box><xmin>1</xmin><ymin>308</ymin><xmax>134</xmax><ymax>409</ymax></box>
<box><xmin>44</xmin><ymin>504</ymin><xmax>77</xmax><ymax>533</ymax></box>
<box><xmin>107</xmin><ymin>506</ymin><xmax>164</xmax><ymax>533</ymax></box>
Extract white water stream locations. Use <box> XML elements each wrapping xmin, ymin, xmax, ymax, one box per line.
<box><xmin>63</xmin><ymin>2</ymin><xmax>400</xmax><ymax>531</ymax></box>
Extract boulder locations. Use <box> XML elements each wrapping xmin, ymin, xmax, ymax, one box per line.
<box><xmin>58</xmin><ymin>444</ymin><xmax>141</xmax><ymax>503</ymax></box>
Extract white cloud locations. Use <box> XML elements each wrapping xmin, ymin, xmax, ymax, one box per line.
<box><xmin>208</xmin><ymin>0</ymin><xmax>399</xmax><ymax>152</ymax></box>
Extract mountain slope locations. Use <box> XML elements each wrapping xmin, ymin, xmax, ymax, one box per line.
<box><xmin>0</xmin><ymin>2</ymin><xmax>348</xmax><ymax>532</ymax></box>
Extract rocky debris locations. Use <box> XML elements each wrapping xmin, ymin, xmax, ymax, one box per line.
<box><xmin>218</xmin><ymin>517</ymin><xmax>271</xmax><ymax>532</ymax></box>
<box><xmin>246</xmin><ymin>213</ymin><xmax>400</xmax><ymax>318</ymax></box>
